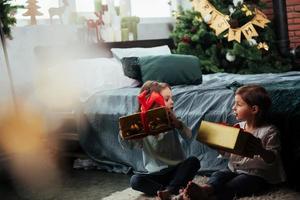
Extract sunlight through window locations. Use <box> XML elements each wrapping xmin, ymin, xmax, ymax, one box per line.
<box><xmin>76</xmin><ymin>0</ymin><xmax>95</xmax><ymax>12</ymax></box>
<box><xmin>130</xmin><ymin>0</ymin><xmax>171</xmax><ymax>18</ymax></box>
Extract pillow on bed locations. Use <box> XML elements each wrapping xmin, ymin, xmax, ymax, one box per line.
<box><xmin>121</xmin><ymin>57</ymin><xmax>142</xmax><ymax>81</ymax></box>
<box><xmin>111</xmin><ymin>45</ymin><xmax>171</xmax><ymax>60</ymax></box>
<box><xmin>139</xmin><ymin>54</ymin><xmax>202</xmax><ymax>86</ymax></box>
<box><xmin>45</xmin><ymin>58</ymin><xmax>140</xmax><ymax>101</ymax></box>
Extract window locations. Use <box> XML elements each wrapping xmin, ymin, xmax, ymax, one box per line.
<box><xmin>130</xmin><ymin>0</ymin><xmax>171</xmax><ymax>18</ymax></box>
<box><xmin>75</xmin><ymin>0</ymin><xmax>171</xmax><ymax>18</ymax></box>
<box><xmin>75</xmin><ymin>0</ymin><xmax>95</xmax><ymax>12</ymax></box>
<box><xmin>13</xmin><ymin>0</ymin><xmax>59</xmax><ymax>19</ymax></box>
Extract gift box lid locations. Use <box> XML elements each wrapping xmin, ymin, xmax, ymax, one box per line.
<box><xmin>119</xmin><ymin>107</ymin><xmax>172</xmax><ymax>140</ymax></box>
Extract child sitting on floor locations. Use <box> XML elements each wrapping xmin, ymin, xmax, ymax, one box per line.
<box><xmin>119</xmin><ymin>80</ymin><xmax>200</xmax><ymax>200</ymax></box>
<box><xmin>180</xmin><ymin>85</ymin><xmax>286</xmax><ymax>200</ymax></box>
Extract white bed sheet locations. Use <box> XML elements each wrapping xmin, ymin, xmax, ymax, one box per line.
<box><xmin>38</xmin><ymin>57</ymin><xmax>139</xmax><ymax>110</ymax></box>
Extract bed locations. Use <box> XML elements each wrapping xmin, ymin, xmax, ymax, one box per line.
<box><xmin>34</xmin><ymin>39</ymin><xmax>300</xmax><ymax>189</ymax></box>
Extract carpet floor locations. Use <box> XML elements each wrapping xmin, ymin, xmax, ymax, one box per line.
<box><xmin>104</xmin><ymin>176</ymin><xmax>300</xmax><ymax>200</ymax></box>
<box><xmin>1</xmin><ymin>169</ymin><xmax>300</xmax><ymax>200</ymax></box>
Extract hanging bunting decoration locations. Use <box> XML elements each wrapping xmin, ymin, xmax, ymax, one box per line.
<box><xmin>191</xmin><ymin>0</ymin><xmax>270</xmax><ymax>43</ymax></box>
<box><xmin>228</xmin><ymin>28</ymin><xmax>242</xmax><ymax>43</ymax></box>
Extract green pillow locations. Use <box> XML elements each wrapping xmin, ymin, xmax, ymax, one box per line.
<box><xmin>139</xmin><ymin>54</ymin><xmax>202</xmax><ymax>86</ymax></box>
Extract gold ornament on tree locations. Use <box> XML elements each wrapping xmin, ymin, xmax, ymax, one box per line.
<box><xmin>257</xmin><ymin>42</ymin><xmax>269</xmax><ymax>51</ymax></box>
<box><xmin>241</xmin><ymin>5</ymin><xmax>252</xmax><ymax>16</ymax></box>
<box><xmin>22</xmin><ymin>0</ymin><xmax>43</xmax><ymax>25</ymax></box>
<box><xmin>191</xmin><ymin>0</ymin><xmax>270</xmax><ymax>43</ymax></box>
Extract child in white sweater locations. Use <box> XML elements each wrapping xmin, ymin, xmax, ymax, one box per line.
<box><xmin>119</xmin><ymin>81</ymin><xmax>200</xmax><ymax>200</ymax></box>
<box><xmin>180</xmin><ymin>85</ymin><xmax>286</xmax><ymax>200</ymax></box>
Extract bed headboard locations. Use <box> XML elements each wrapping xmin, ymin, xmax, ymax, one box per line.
<box><xmin>34</xmin><ymin>39</ymin><xmax>175</xmax><ymax>68</ymax></box>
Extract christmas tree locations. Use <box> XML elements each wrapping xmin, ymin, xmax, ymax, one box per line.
<box><xmin>171</xmin><ymin>0</ymin><xmax>292</xmax><ymax>74</ymax></box>
<box><xmin>22</xmin><ymin>0</ymin><xmax>43</xmax><ymax>25</ymax></box>
<box><xmin>0</xmin><ymin>0</ymin><xmax>23</xmax><ymax>39</ymax></box>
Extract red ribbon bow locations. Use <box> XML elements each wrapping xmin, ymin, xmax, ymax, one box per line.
<box><xmin>138</xmin><ymin>90</ymin><xmax>166</xmax><ymax>133</ymax></box>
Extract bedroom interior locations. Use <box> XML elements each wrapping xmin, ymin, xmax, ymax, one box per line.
<box><xmin>0</xmin><ymin>0</ymin><xmax>300</xmax><ymax>199</ymax></box>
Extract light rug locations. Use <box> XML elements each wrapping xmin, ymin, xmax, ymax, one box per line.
<box><xmin>103</xmin><ymin>176</ymin><xmax>300</xmax><ymax>200</ymax></box>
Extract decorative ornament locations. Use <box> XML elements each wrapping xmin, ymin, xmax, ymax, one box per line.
<box><xmin>241</xmin><ymin>4</ymin><xmax>253</xmax><ymax>16</ymax></box>
<box><xmin>48</xmin><ymin>0</ymin><xmax>69</xmax><ymax>24</ymax></box>
<box><xmin>87</xmin><ymin>11</ymin><xmax>104</xmax><ymax>43</ymax></box>
<box><xmin>247</xmin><ymin>38</ymin><xmax>257</xmax><ymax>46</ymax></box>
<box><xmin>203</xmin><ymin>14</ymin><xmax>212</xmax><ymax>23</ymax></box>
<box><xmin>233</xmin><ymin>0</ymin><xmax>244</xmax><ymax>7</ymax></box>
<box><xmin>192</xmin><ymin>0</ymin><xmax>270</xmax><ymax>43</ymax></box>
<box><xmin>257</xmin><ymin>42</ymin><xmax>269</xmax><ymax>51</ymax></box>
<box><xmin>182</xmin><ymin>35</ymin><xmax>191</xmax><ymax>43</ymax></box>
<box><xmin>195</xmin><ymin>15</ymin><xmax>202</xmax><ymax>22</ymax></box>
<box><xmin>22</xmin><ymin>0</ymin><xmax>43</xmax><ymax>25</ymax></box>
<box><xmin>226</xmin><ymin>52</ymin><xmax>236</xmax><ymax>62</ymax></box>
<box><xmin>228</xmin><ymin>5</ymin><xmax>236</xmax><ymax>15</ymax></box>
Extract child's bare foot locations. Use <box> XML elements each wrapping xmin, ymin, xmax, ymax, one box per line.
<box><xmin>157</xmin><ymin>189</ymin><xmax>172</xmax><ymax>200</ymax></box>
<box><xmin>170</xmin><ymin>189</ymin><xmax>192</xmax><ymax>200</ymax></box>
<box><xmin>201</xmin><ymin>184</ymin><xmax>214</xmax><ymax>195</ymax></box>
<box><xmin>184</xmin><ymin>181</ymin><xmax>209</xmax><ymax>200</ymax></box>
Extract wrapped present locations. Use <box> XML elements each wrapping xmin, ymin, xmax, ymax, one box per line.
<box><xmin>119</xmin><ymin>107</ymin><xmax>172</xmax><ymax>140</ymax></box>
<box><xmin>197</xmin><ymin>121</ymin><xmax>261</xmax><ymax>158</ymax></box>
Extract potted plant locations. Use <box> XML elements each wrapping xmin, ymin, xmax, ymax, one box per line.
<box><xmin>0</xmin><ymin>0</ymin><xmax>23</xmax><ymax>106</ymax></box>
<box><xmin>0</xmin><ymin>0</ymin><xmax>23</xmax><ymax>38</ymax></box>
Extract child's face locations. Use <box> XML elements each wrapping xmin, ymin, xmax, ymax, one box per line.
<box><xmin>160</xmin><ymin>87</ymin><xmax>174</xmax><ymax>110</ymax></box>
<box><xmin>232</xmin><ymin>94</ymin><xmax>257</xmax><ymax>121</ymax></box>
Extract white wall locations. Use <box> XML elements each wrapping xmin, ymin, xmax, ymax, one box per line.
<box><xmin>4</xmin><ymin>25</ymin><xmax>79</xmax><ymax>98</ymax></box>
<box><xmin>138</xmin><ymin>18</ymin><xmax>175</xmax><ymax>40</ymax></box>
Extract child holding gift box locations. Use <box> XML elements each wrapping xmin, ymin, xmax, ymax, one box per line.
<box><xmin>179</xmin><ymin>85</ymin><xmax>286</xmax><ymax>200</ymax></box>
<box><xmin>119</xmin><ymin>81</ymin><xmax>200</xmax><ymax>200</ymax></box>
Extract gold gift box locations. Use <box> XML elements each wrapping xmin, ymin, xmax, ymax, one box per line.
<box><xmin>197</xmin><ymin>121</ymin><xmax>261</xmax><ymax>158</ymax></box>
<box><xmin>119</xmin><ymin>107</ymin><xmax>172</xmax><ymax>140</ymax></box>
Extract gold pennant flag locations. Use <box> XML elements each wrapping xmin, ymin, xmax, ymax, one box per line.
<box><xmin>254</xmin><ymin>13</ymin><xmax>270</xmax><ymax>26</ymax></box>
<box><xmin>228</xmin><ymin>28</ymin><xmax>242</xmax><ymax>43</ymax></box>
<box><xmin>255</xmin><ymin>8</ymin><xmax>268</xmax><ymax>19</ymax></box>
<box><xmin>209</xmin><ymin>10</ymin><xmax>224</xmax><ymax>24</ymax></box>
<box><xmin>210</xmin><ymin>15</ymin><xmax>230</xmax><ymax>35</ymax></box>
<box><xmin>193</xmin><ymin>0</ymin><xmax>214</xmax><ymax>16</ymax></box>
<box><xmin>241</xmin><ymin>23</ymin><xmax>258</xmax><ymax>40</ymax></box>
<box><xmin>211</xmin><ymin>11</ymin><xmax>218</xmax><ymax>22</ymax></box>
<box><xmin>252</xmin><ymin>16</ymin><xmax>266</xmax><ymax>28</ymax></box>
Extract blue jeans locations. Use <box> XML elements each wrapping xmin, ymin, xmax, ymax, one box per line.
<box><xmin>130</xmin><ymin>156</ymin><xmax>200</xmax><ymax>196</ymax></box>
<box><xmin>207</xmin><ymin>169</ymin><xmax>270</xmax><ymax>200</ymax></box>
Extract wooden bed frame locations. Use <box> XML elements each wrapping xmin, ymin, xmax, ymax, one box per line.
<box><xmin>34</xmin><ymin>38</ymin><xmax>175</xmax><ymax>68</ymax></box>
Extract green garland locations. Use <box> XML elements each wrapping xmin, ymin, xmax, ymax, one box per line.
<box><xmin>0</xmin><ymin>0</ymin><xmax>23</xmax><ymax>39</ymax></box>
